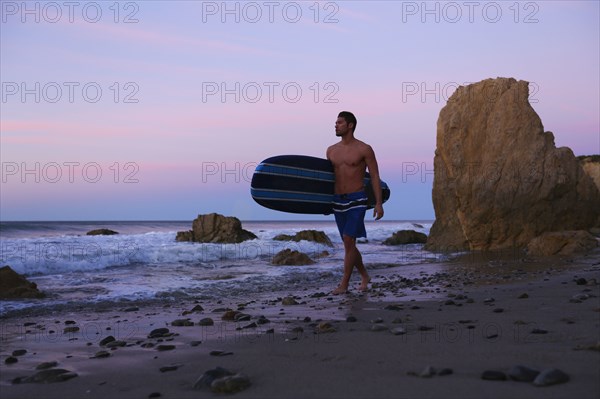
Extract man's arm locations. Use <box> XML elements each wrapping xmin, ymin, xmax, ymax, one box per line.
<box><xmin>364</xmin><ymin>145</ymin><xmax>384</xmax><ymax>220</ymax></box>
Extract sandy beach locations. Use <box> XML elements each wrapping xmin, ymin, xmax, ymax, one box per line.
<box><xmin>1</xmin><ymin>250</ymin><xmax>599</xmax><ymax>399</ymax></box>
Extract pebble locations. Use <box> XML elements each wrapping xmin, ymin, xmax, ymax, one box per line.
<box><xmin>282</xmin><ymin>297</ymin><xmax>299</xmax><ymax>306</ymax></box>
<box><xmin>159</xmin><ymin>364</ymin><xmax>181</xmax><ymax>372</ymax></box>
<box><xmin>209</xmin><ymin>350</ymin><xmax>233</xmax><ymax>357</ymax></box>
<box><xmin>190</xmin><ymin>341</ymin><xmax>202</xmax><ymax>347</ymax></box>
<box><xmin>210</xmin><ymin>373</ymin><xmax>251</xmax><ymax>393</ymax></box>
<box><xmin>508</xmin><ymin>365</ymin><xmax>540</xmax><ymax>382</ymax></box>
<box><xmin>148</xmin><ymin>328</ymin><xmax>171</xmax><ymax>339</ymax></box>
<box><xmin>518</xmin><ymin>293</ymin><xmax>529</xmax><ymax>299</ymax></box>
<box><xmin>63</xmin><ymin>326</ymin><xmax>80</xmax><ymax>333</ymax></box>
<box><xmin>346</xmin><ymin>316</ymin><xmax>357</xmax><ymax>323</ymax></box>
<box><xmin>5</xmin><ymin>356</ymin><xmax>18</xmax><ymax>365</ymax></box>
<box><xmin>148</xmin><ymin>392</ymin><xmax>161</xmax><ymax>398</ymax></box>
<box><xmin>575</xmin><ymin>278</ymin><xmax>587</xmax><ymax>285</ymax></box>
<box><xmin>481</xmin><ymin>370</ymin><xmax>507</xmax><ymax>381</ymax></box>
<box><xmin>408</xmin><ymin>366</ymin><xmax>453</xmax><ymax>378</ymax></box>
<box><xmin>570</xmin><ymin>294</ymin><xmax>590</xmax><ymax>303</ymax></box>
<box><xmin>390</xmin><ymin>327</ymin><xmax>406</xmax><ymax>335</ymax></box>
<box><xmin>492</xmin><ymin>308</ymin><xmax>504</xmax><ymax>313</ymax></box>
<box><xmin>12</xmin><ymin>349</ymin><xmax>27</xmax><ymax>356</ymax></box>
<box><xmin>99</xmin><ymin>336</ymin><xmax>116</xmax><ymax>346</ymax></box>
<box><xmin>317</xmin><ymin>322</ymin><xmax>336</xmax><ymax>333</ymax></box>
<box><xmin>182</xmin><ymin>304</ymin><xmax>204</xmax><ymax>315</ymax></box>
<box><xmin>36</xmin><ymin>361</ymin><xmax>58</xmax><ymax>370</ymax></box>
<box><xmin>156</xmin><ymin>345</ymin><xmax>176</xmax><ymax>351</ymax></box>
<box><xmin>419</xmin><ymin>366</ymin><xmax>436</xmax><ymax>378</ymax></box>
<box><xmin>370</xmin><ymin>324</ymin><xmax>388</xmax><ymax>332</ymax></box>
<box><xmin>241</xmin><ymin>322</ymin><xmax>257</xmax><ymax>329</ymax></box>
<box><xmin>171</xmin><ymin>319</ymin><xmax>194</xmax><ymax>327</ymax></box>
<box><xmin>222</xmin><ymin>310</ymin><xmax>240</xmax><ymax>321</ymax></box>
<box><xmin>384</xmin><ymin>304</ymin><xmax>403</xmax><ymax>311</ymax></box>
<box><xmin>198</xmin><ymin>318</ymin><xmax>214</xmax><ymax>326</ymax></box>
<box><xmin>16</xmin><ymin>369</ymin><xmax>78</xmax><ymax>384</ymax></box>
<box><xmin>371</xmin><ymin>317</ymin><xmax>384</xmax><ymax>324</ymax></box>
<box><xmin>193</xmin><ymin>367</ymin><xmax>234</xmax><ymax>389</ymax></box>
<box><xmin>235</xmin><ymin>314</ymin><xmax>252</xmax><ymax>322</ymax></box>
<box><xmin>90</xmin><ymin>351</ymin><xmax>111</xmax><ymax>359</ymax></box>
<box><xmin>533</xmin><ymin>368</ymin><xmax>570</xmax><ymax>386</ymax></box>
<box><xmin>530</xmin><ymin>328</ymin><xmax>548</xmax><ymax>334</ymax></box>
<box><xmin>257</xmin><ymin>316</ymin><xmax>270</xmax><ymax>325</ymax></box>
<box><xmin>106</xmin><ymin>340</ymin><xmax>127</xmax><ymax>348</ymax></box>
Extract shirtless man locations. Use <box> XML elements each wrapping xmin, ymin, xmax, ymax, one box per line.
<box><xmin>326</xmin><ymin>111</ymin><xmax>384</xmax><ymax>294</ymax></box>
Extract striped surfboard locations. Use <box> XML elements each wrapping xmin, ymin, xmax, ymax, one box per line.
<box><xmin>250</xmin><ymin>155</ymin><xmax>390</xmax><ymax>214</ymax></box>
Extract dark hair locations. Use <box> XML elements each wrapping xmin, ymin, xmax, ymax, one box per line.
<box><xmin>338</xmin><ymin>111</ymin><xmax>357</xmax><ymax>132</ymax></box>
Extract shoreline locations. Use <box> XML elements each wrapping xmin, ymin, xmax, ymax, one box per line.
<box><xmin>1</xmin><ymin>251</ymin><xmax>599</xmax><ymax>398</ymax></box>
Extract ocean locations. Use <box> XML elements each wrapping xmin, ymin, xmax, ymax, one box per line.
<box><xmin>0</xmin><ymin>220</ymin><xmax>447</xmax><ymax>316</ymax></box>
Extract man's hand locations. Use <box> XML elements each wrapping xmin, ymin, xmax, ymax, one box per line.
<box><xmin>373</xmin><ymin>204</ymin><xmax>384</xmax><ymax>220</ymax></box>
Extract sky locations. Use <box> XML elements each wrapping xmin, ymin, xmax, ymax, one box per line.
<box><xmin>1</xmin><ymin>0</ymin><xmax>599</xmax><ymax>221</ymax></box>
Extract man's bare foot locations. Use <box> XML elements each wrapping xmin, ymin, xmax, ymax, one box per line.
<box><xmin>359</xmin><ymin>276</ymin><xmax>371</xmax><ymax>292</ymax></box>
<box><xmin>332</xmin><ymin>285</ymin><xmax>349</xmax><ymax>295</ymax></box>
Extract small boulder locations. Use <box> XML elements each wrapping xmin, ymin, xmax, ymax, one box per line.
<box><xmin>383</xmin><ymin>230</ymin><xmax>428</xmax><ymax>245</ymax></box>
<box><xmin>0</xmin><ymin>266</ymin><xmax>45</xmax><ymax>299</ymax></box>
<box><xmin>273</xmin><ymin>230</ymin><xmax>333</xmax><ymax>247</ymax></box>
<box><xmin>176</xmin><ymin>213</ymin><xmax>257</xmax><ymax>243</ymax></box>
<box><xmin>86</xmin><ymin>229</ymin><xmax>118</xmax><ymax>236</ymax></box>
<box><xmin>271</xmin><ymin>249</ymin><xmax>315</xmax><ymax>265</ymax></box>
<box><xmin>281</xmin><ymin>296</ymin><xmax>299</xmax><ymax>306</ymax></box>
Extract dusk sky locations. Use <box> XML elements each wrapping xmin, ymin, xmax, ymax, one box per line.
<box><xmin>1</xmin><ymin>1</ymin><xmax>599</xmax><ymax>221</ymax></box>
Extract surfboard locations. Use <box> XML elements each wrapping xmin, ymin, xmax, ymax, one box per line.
<box><xmin>250</xmin><ymin>155</ymin><xmax>391</xmax><ymax>214</ymax></box>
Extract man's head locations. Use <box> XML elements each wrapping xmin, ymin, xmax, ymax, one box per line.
<box><xmin>335</xmin><ymin>111</ymin><xmax>357</xmax><ymax>137</ymax></box>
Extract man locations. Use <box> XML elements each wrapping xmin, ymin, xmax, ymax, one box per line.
<box><xmin>326</xmin><ymin>111</ymin><xmax>384</xmax><ymax>294</ymax></box>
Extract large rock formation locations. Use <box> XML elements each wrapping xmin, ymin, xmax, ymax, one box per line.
<box><xmin>176</xmin><ymin>213</ymin><xmax>257</xmax><ymax>243</ymax></box>
<box><xmin>0</xmin><ymin>266</ymin><xmax>45</xmax><ymax>299</ymax></box>
<box><xmin>526</xmin><ymin>230</ymin><xmax>598</xmax><ymax>257</ymax></box>
<box><xmin>426</xmin><ymin>78</ymin><xmax>600</xmax><ymax>252</ymax></box>
<box><xmin>579</xmin><ymin>155</ymin><xmax>600</xmax><ymax>193</ymax></box>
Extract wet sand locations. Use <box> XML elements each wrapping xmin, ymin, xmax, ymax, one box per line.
<box><xmin>1</xmin><ymin>250</ymin><xmax>599</xmax><ymax>399</ymax></box>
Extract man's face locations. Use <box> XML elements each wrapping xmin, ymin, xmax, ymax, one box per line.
<box><xmin>335</xmin><ymin>117</ymin><xmax>352</xmax><ymax>137</ymax></box>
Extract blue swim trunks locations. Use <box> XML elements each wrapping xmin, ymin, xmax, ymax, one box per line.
<box><xmin>333</xmin><ymin>191</ymin><xmax>368</xmax><ymax>239</ymax></box>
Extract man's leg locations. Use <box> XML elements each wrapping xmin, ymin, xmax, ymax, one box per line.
<box><xmin>332</xmin><ymin>234</ymin><xmax>370</xmax><ymax>294</ymax></box>
<box><xmin>349</xmin><ymin>236</ymin><xmax>371</xmax><ymax>291</ymax></box>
